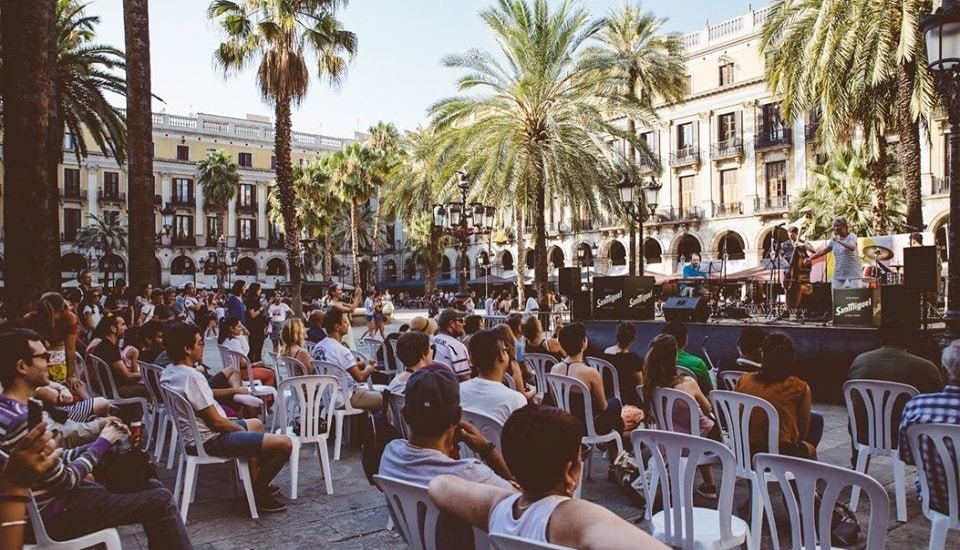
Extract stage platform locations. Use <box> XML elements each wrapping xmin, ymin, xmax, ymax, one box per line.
<box><xmin>581</xmin><ymin>318</ymin><xmax>944</xmax><ymax>404</ymax></box>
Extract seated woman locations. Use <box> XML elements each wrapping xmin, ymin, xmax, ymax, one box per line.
<box><xmin>495</xmin><ymin>324</ymin><xmax>536</xmax><ymax>402</ymax></box>
<box><xmin>278</xmin><ymin>318</ymin><xmax>315</xmax><ymax>375</ymax></box>
<box><xmin>642</xmin><ymin>334</ymin><xmax>720</xmax><ymax>499</ymax></box>
<box><xmin>428</xmin><ymin>405</ymin><xmax>664</xmax><ymax>550</ymax></box>
<box><xmin>520</xmin><ymin>316</ymin><xmax>564</xmax><ymax>361</ymax></box>
<box><xmin>602</xmin><ymin>322</ymin><xmax>644</xmax><ymax>407</ymax></box>
<box><xmin>734</xmin><ymin>332</ymin><xmax>822</xmax><ymax>460</ymax></box>
<box><xmin>218</xmin><ymin>316</ymin><xmax>277</xmax><ymax>389</ymax></box>
<box><xmin>550</xmin><ymin>323</ymin><xmax>624</xmax><ymax>441</ymax></box>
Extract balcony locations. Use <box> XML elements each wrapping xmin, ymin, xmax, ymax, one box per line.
<box><xmin>710</xmin><ymin>138</ymin><xmax>742</xmax><ymax>161</ymax></box>
<box><xmin>681</xmin><ymin>206</ymin><xmax>704</xmax><ymax>221</ymax></box>
<box><xmin>170</xmin><ymin>234</ymin><xmax>195</xmax><ymax>246</ymax></box>
<box><xmin>755</xmin><ymin>129</ymin><xmax>792</xmax><ymax>151</ymax></box>
<box><xmin>754</xmin><ymin>194</ymin><xmax>792</xmax><ymax>213</ymax></box>
<box><xmin>61</xmin><ymin>188</ymin><xmax>85</xmax><ymax>203</ymax></box>
<box><xmin>575</xmin><ymin>219</ymin><xmax>595</xmax><ymax>231</ymax></box>
<box><xmin>268</xmin><ymin>238</ymin><xmax>285</xmax><ymax>249</ymax></box>
<box><xmin>170</xmin><ymin>195</ymin><xmax>195</xmax><ymax>207</ymax></box>
<box><xmin>712</xmin><ymin>202</ymin><xmax>743</xmax><ymax>217</ymax></box>
<box><xmin>237</xmin><ymin>237</ymin><xmax>259</xmax><ymax>248</ymax></box>
<box><xmin>669</xmin><ymin>147</ymin><xmax>700</xmax><ymax>168</ymax></box>
<box><xmin>98</xmin><ymin>189</ymin><xmax>126</xmax><ymax>205</ymax></box>
<box><xmin>236</xmin><ymin>202</ymin><xmax>259</xmax><ymax>214</ymax></box>
<box><xmin>932</xmin><ymin>176</ymin><xmax>949</xmax><ymax>195</ymax></box>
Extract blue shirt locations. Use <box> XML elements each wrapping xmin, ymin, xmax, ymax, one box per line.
<box><xmin>225</xmin><ymin>294</ymin><xmax>246</xmax><ymax>323</ymax></box>
<box><xmin>681</xmin><ymin>263</ymin><xmax>706</xmax><ymax>291</ymax></box>
<box><xmin>898</xmin><ymin>385</ymin><xmax>960</xmax><ymax>514</ymax></box>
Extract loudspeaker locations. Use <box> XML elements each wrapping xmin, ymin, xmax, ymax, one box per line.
<box><xmin>662</xmin><ymin>296</ymin><xmax>710</xmax><ymax>323</ymax></box>
<box><xmin>558</xmin><ymin>267</ymin><xmax>580</xmax><ymax>295</ymax></box>
<box><xmin>570</xmin><ymin>291</ymin><xmax>591</xmax><ymax>321</ymax></box>
<box><xmin>904</xmin><ymin>246</ymin><xmax>938</xmax><ymax>293</ymax></box>
<box><xmin>880</xmin><ymin>285</ymin><xmax>920</xmax><ymax>332</ymax></box>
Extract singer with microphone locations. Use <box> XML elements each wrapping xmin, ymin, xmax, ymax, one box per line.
<box><xmin>805</xmin><ymin>216</ymin><xmax>861</xmax><ymax>289</ymax></box>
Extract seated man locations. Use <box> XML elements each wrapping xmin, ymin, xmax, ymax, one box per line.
<box><xmin>722</xmin><ymin>326</ymin><xmax>766</xmax><ymax>374</ymax></box>
<box><xmin>679</xmin><ymin>252</ymin><xmax>707</xmax><ymax>297</ymax></box>
<box><xmin>388</xmin><ymin>330</ymin><xmax>432</xmax><ymax>394</ymax></box>
<box><xmin>136</xmin><ymin>320</ymin><xmax>166</xmax><ymax>365</ymax></box>
<box><xmin>90</xmin><ymin>314</ymin><xmax>149</xmax><ymax>399</ymax></box>
<box><xmin>311</xmin><ymin>309</ymin><xmax>382</xmax><ymax>412</ymax></box>
<box><xmin>0</xmin><ymin>327</ymin><xmax>191</xmax><ymax>548</ymax></box>
<box><xmin>160</xmin><ymin>322</ymin><xmax>292</xmax><ymax>513</ymax></box>
<box><xmin>898</xmin><ymin>340</ymin><xmax>960</xmax><ymax>515</ymax></box>
<box><xmin>461</xmin><ymin>328</ymin><xmax>528</xmax><ymax>425</ymax></box>
<box><xmin>431</xmin><ymin>308</ymin><xmax>472</xmax><ymax>380</ymax></box>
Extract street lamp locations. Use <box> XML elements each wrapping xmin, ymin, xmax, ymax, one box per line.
<box><xmin>208</xmin><ymin>234</ymin><xmax>238</xmax><ymax>292</ymax></box>
<box><xmin>371</xmin><ymin>253</ymin><xmax>380</xmax><ymax>291</ymax></box>
<box><xmin>924</xmin><ymin>0</ymin><xmax>960</xmax><ymax>344</ymax></box>
<box><xmin>617</xmin><ymin>174</ymin><xmax>662</xmax><ymax>276</ymax></box>
<box><xmin>158</xmin><ymin>203</ymin><xmax>176</xmax><ymax>241</ymax></box>
<box><xmin>433</xmin><ymin>171</ymin><xmax>496</xmax><ymax>296</ymax></box>
<box><xmin>299</xmin><ymin>229</ymin><xmax>314</xmax><ymax>282</ymax></box>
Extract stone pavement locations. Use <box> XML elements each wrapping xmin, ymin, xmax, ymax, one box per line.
<box><xmin>115</xmin><ymin>311</ymin><xmax>959</xmax><ymax>549</ymax></box>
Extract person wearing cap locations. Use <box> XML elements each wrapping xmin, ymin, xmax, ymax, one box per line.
<box><xmin>408</xmin><ymin>315</ymin><xmax>438</xmax><ymax>336</ymax></box>
<box><xmin>387</xmin><ymin>331</ymin><xmax>432</xmax><ymax>394</ymax></box>
<box><xmin>310</xmin><ymin>309</ymin><xmax>382</xmax><ymax>411</ymax></box>
<box><xmin>432</xmin><ymin>309</ymin><xmax>471</xmax><ymax>381</ymax></box>
<box><xmin>461</xmin><ymin>329</ymin><xmax>528</xmax><ymax>425</ymax></box>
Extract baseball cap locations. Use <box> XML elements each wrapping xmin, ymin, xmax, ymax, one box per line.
<box><xmin>437</xmin><ymin>308</ymin><xmax>464</xmax><ymax>328</ymax></box>
<box><xmin>409</xmin><ymin>316</ymin><xmax>438</xmax><ymax>335</ymax></box>
<box><xmin>403</xmin><ymin>364</ymin><xmax>460</xmax><ymax>419</ymax></box>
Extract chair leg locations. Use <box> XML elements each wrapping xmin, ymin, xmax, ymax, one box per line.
<box><xmin>180</xmin><ymin>460</ymin><xmax>197</xmax><ymax>523</ymax></box>
<box><xmin>154</xmin><ymin>413</ymin><xmax>168</xmax><ymax>464</ymax></box>
<box><xmin>318</xmin><ymin>440</ymin><xmax>333</xmax><ymax>495</ymax></box>
<box><xmin>929</xmin><ymin>516</ymin><xmax>949</xmax><ymax>550</ymax></box>
<box><xmin>334</xmin><ymin>412</ymin><xmax>345</xmax><ymax>460</ymax></box>
<box><xmin>584</xmin><ymin>445</ymin><xmax>593</xmax><ymax>481</ymax></box>
<box><xmin>849</xmin><ymin>447</ymin><xmax>870</xmax><ymax>511</ymax></box>
<box><xmin>166</xmin><ymin>425</ymin><xmax>179</xmax><ymax>469</ymax></box>
<box><xmin>236</xmin><ymin>458</ymin><xmax>259</xmax><ymax>519</ymax></box>
<box><xmin>173</xmin><ymin>454</ymin><xmax>185</xmax><ymax>503</ymax></box>
<box><xmin>750</xmin><ymin>478</ymin><xmax>764</xmax><ymax>550</ymax></box>
<box><xmin>289</xmin><ymin>439</ymin><xmax>300</xmax><ymax>500</ymax></box>
<box><xmin>893</xmin><ymin>458</ymin><xmax>908</xmax><ymax>522</ymax></box>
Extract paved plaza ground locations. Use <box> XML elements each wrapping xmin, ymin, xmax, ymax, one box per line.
<box><xmin>116</xmin><ymin>310</ymin><xmax>959</xmax><ymax>549</ymax></box>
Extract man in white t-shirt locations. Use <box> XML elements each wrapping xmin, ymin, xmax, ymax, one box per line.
<box><xmin>266</xmin><ymin>293</ymin><xmax>293</xmax><ymax>349</ymax></box>
<box><xmin>524</xmin><ymin>289</ymin><xmax>539</xmax><ymax>316</ymax></box>
<box><xmin>310</xmin><ymin>309</ymin><xmax>383</xmax><ymax>411</ymax></box>
<box><xmin>461</xmin><ymin>328</ymin><xmax>527</xmax><ymax>425</ymax></box>
<box><xmin>159</xmin><ymin>322</ymin><xmax>292</xmax><ymax>513</ymax></box>
<box><xmin>431</xmin><ymin>308</ymin><xmax>471</xmax><ymax>381</ymax></box>
<box><xmin>182</xmin><ymin>283</ymin><xmax>201</xmax><ymax>325</ymax></box>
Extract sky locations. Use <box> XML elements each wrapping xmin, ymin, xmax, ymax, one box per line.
<box><xmin>91</xmin><ymin>0</ymin><xmax>756</xmax><ymax>138</ymax></box>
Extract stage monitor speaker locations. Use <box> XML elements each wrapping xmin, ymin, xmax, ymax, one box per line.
<box><xmin>570</xmin><ymin>291</ymin><xmax>591</xmax><ymax>321</ymax></box>
<box><xmin>662</xmin><ymin>296</ymin><xmax>710</xmax><ymax>323</ymax></box>
<box><xmin>904</xmin><ymin>246</ymin><xmax>938</xmax><ymax>293</ymax></box>
<box><xmin>558</xmin><ymin>267</ymin><xmax>580</xmax><ymax>295</ymax></box>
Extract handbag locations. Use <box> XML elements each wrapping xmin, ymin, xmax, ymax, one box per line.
<box><xmin>93</xmin><ymin>449</ymin><xmax>158</xmax><ymax>493</ymax></box>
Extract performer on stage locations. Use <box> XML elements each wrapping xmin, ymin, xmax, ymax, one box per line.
<box><xmin>780</xmin><ymin>226</ymin><xmax>814</xmax><ymax>262</ymax></box>
<box><xmin>806</xmin><ymin>216</ymin><xmax>861</xmax><ymax>289</ymax></box>
<box><xmin>680</xmin><ymin>252</ymin><xmax>707</xmax><ymax>297</ymax></box>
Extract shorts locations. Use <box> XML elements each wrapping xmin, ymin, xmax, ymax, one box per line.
<box><xmin>373</xmin><ymin>313</ymin><xmax>384</xmax><ymax>323</ymax></box>
<box><xmin>365</xmin><ymin>314</ymin><xmax>374</xmax><ymax>323</ymax></box>
<box><xmin>194</xmin><ymin>419</ymin><xmax>264</xmax><ymax>457</ymax></box>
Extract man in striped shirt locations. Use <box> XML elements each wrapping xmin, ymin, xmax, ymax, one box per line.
<box><xmin>0</xmin><ymin>327</ymin><xmax>191</xmax><ymax>549</ymax></box>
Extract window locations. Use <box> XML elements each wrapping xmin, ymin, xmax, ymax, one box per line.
<box><xmin>238</xmin><ymin>184</ymin><xmax>255</xmax><ymax>207</ymax></box>
<box><xmin>679</xmin><ymin>175</ymin><xmax>695</xmax><ymax>211</ymax></box>
<box><xmin>720</xmin><ymin>169</ymin><xmax>737</xmax><ymax>205</ymax></box>
<box><xmin>104</xmin><ymin>172</ymin><xmax>120</xmax><ymax>197</ymax></box>
<box><xmin>206</xmin><ymin>217</ymin><xmax>221</xmax><ymax>241</ymax></box>
<box><xmin>268</xmin><ymin>221</ymin><xmax>283</xmax><ymax>246</ymax></box>
<box><xmin>684</xmin><ymin>75</ymin><xmax>692</xmax><ymax>94</ymax></box>
<box><xmin>103</xmin><ymin>211</ymin><xmax>120</xmax><ymax>226</ymax></box>
<box><xmin>719</xmin><ymin>63</ymin><xmax>734</xmax><ymax>86</ymax></box>
<box><xmin>761</xmin><ymin>103</ymin><xmax>785</xmax><ymax>138</ymax></box>
<box><xmin>173</xmin><ymin>215</ymin><xmax>193</xmax><ymax>244</ymax></box>
<box><xmin>271</xmin><ymin>156</ymin><xmax>277</xmax><ymax>170</ymax></box>
<box><xmin>765</xmin><ymin>161</ymin><xmax>787</xmax><ymax>198</ymax></box>
<box><xmin>238</xmin><ymin>152</ymin><xmax>253</xmax><ymax>168</ymax></box>
<box><xmin>63</xmin><ymin>209</ymin><xmax>81</xmax><ymax>241</ymax></box>
<box><xmin>63</xmin><ymin>133</ymin><xmax>76</xmax><ymax>151</ymax></box>
<box><xmin>640</xmin><ymin>131</ymin><xmax>656</xmax><ymax>153</ymax></box>
<box><xmin>173</xmin><ymin>178</ymin><xmax>193</xmax><ymax>204</ymax></box>
<box><xmin>63</xmin><ymin>168</ymin><xmax>81</xmax><ymax>197</ymax></box>
<box><xmin>176</xmin><ymin>145</ymin><xmax>189</xmax><ymax>161</ymax></box>
<box><xmin>718</xmin><ymin>113</ymin><xmax>737</xmax><ymax>143</ymax></box>
<box><xmin>238</xmin><ymin>219</ymin><xmax>257</xmax><ymax>245</ymax></box>
<box><xmin>677</xmin><ymin>123</ymin><xmax>694</xmax><ymax>150</ymax></box>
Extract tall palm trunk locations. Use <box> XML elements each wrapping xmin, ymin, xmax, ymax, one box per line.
<box><xmin>323</xmin><ymin>236</ymin><xmax>334</xmax><ymax>281</ymax></box>
<box><xmin>425</xmin><ymin>230</ymin><xmax>439</xmax><ymax>295</ymax></box>
<box><xmin>533</xmin><ymin>179</ymin><xmax>549</xmax><ymax>302</ymax></box>
<box><xmin>515</xmin><ymin>213</ymin><xmax>525</xmax><ymax>305</ymax></box>
<box><xmin>350</xmin><ymin>201</ymin><xmax>361</xmax><ymax>289</ymax></box>
<box><xmin>371</xmin><ymin>186</ymin><xmax>383</xmax><ymax>288</ymax></box>
<box><xmin>896</xmin><ymin>61</ymin><xmax>924</xmax><ymax>232</ymax></box>
<box><xmin>275</xmin><ymin>98</ymin><xmax>303</xmax><ymax>315</ymax></box>
<box><xmin>2</xmin><ymin>0</ymin><xmax>60</xmax><ymax>317</ymax></box>
<box><xmin>868</xmin><ymin>147</ymin><xmax>889</xmax><ymax>236</ymax></box>
<box><xmin>626</xmin><ymin>115</ymin><xmax>637</xmax><ymax>276</ymax></box>
<box><xmin>124</xmin><ymin>0</ymin><xmax>154</xmax><ymax>295</ymax></box>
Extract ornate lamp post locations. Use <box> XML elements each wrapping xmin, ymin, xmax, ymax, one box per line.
<box><xmin>299</xmin><ymin>229</ymin><xmax>314</xmax><ymax>283</ymax></box>
<box><xmin>433</xmin><ymin>171</ymin><xmax>496</xmax><ymax>296</ymax></box>
<box><xmin>207</xmin><ymin>234</ymin><xmax>238</xmax><ymax>292</ymax></box>
<box><xmin>617</xmin><ymin>175</ymin><xmax>662</xmax><ymax>276</ymax></box>
<box><xmin>924</xmin><ymin>1</ymin><xmax>960</xmax><ymax>344</ymax></box>
<box><xmin>370</xmin><ymin>253</ymin><xmax>380</xmax><ymax>291</ymax></box>
<box><xmin>85</xmin><ymin>243</ymin><xmax>103</xmax><ymax>284</ymax></box>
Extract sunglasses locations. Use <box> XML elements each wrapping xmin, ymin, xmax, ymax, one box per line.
<box><xmin>30</xmin><ymin>352</ymin><xmax>51</xmax><ymax>362</ymax></box>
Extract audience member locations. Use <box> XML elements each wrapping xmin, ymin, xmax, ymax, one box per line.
<box><xmin>305</xmin><ymin>309</ymin><xmax>327</xmax><ymax>344</ymax></box>
<box><xmin>90</xmin><ymin>314</ymin><xmax>149</xmax><ymax>399</ymax></box>
<box><xmin>311</xmin><ymin>309</ymin><xmax>382</xmax><ymax>411</ymax></box>
<box><xmin>602</xmin><ymin>322</ymin><xmax>644</xmax><ymax>407</ymax></box>
<box><xmin>432</xmin><ymin>308</ymin><xmax>471</xmax><ymax>380</ymax></box>
<box><xmin>267</xmin><ymin>292</ymin><xmax>293</xmax><ymax>352</ymax></box>
<box><xmin>278</xmin><ymin>318</ymin><xmax>315</xmax><ymax>375</ymax></box>
<box><xmin>0</xmin><ymin>422</ymin><xmax>60</xmax><ymax>549</ymax></box>
<box><xmin>521</xmin><ymin>315</ymin><xmax>564</xmax><ymax>360</ymax></box>
<box><xmin>219</xmin><ymin>316</ymin><xmax>276</xmax><ymax>390</ymax></box>
<box><xmin>389</xmin><ymin>330</ymin><xmax>432</xmax><ymax>393</ymax></box>
<box><xmin>661</xmin><ymin>322</ymin><xmax>713</xmax><ymax>394</ymax></box>
<box><xmin>137</xmin><ymin>320</ymin><xmax>166</xmax><ymax>364</ymax></box>
<box><xmin>323</xmin><ymin>284</ymin><xmax>362</xmax><ymax>350</ymax></box>
<box><xmin>462</xmin><ymin>329</ymin><xmax>528</xmax><ymax>424</ymax></box>
<box><xmin>722</xmin><ymin>326</ymin><xmax>766</xmax><ymax>373</ymax></box>
<box><xmin>505</xmin><ymin>313</ymin><xmax>524</xmax><ymax>361</ymax></box>
<box><xmin>409</xmin><ymin>315</ymin><xmax>438</xmax><ymax>335</ymax></box>
<box><xmin>496</xmin><ymin>324</ymin><xmax>536</xmax><ymax>401</ymax></box>
<box><xmin>22</xmin><ymin>292</ymin><xmax>82</xmax><ymax>398</ymax></box>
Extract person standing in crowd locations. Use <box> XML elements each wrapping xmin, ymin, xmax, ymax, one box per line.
<box><xmin>104</xmin><ymin>278</ymin><xmax>132</xmax><ymax>323</ymax></box>
<box><xmin>182</xmin><ymin>283</ymin><xmax>202</xmax><ymax>326</ymax></box>
<box><xmin>806</xmin><ymin>216</ymin><xmax>861</xmax><ymax>289</ymax></box>
<box><xmin>431</xmin><ymin>309</ymin><xmax>471</xmax><ymax>381</ymax></box>
<box><xmin>244</xmin><ymin>283</ymin><xmax>267</xmax><ymax>363</ymax></box>
<box><xmin>360</xmin><ymin>290</ymin><xmax>376</xmax><ymax>341</ymax></box>
<box><xmin>22</xmin><ymin>292</ymin><xmax>82</xmax><ymax>398</ymax></box>
<box><xmin>77</xmin><ymin>270</ymin><xmax>94</xmax><ymax>301</ymax></box>
<box><xmin>79</xmin><ymin>287</ymin><xmax>104</xmax><ymax>343</ymax></box>
<box><xmin>267</xmin><ymin>292</ymin><xmax>293</xmax><ymax>355</ymax></box>
<box><xmin>225</xmin><ymin>280</ymin><xmax>247</xmax><ymax>324</ymax></box>
<box><xmin>524</xmin><ymin>289</ymin><xmax>539</xmax><ymax>317</ymax></box>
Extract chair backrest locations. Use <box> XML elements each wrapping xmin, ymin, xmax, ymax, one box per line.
<box><xmin>277</xmin><ymin>355</ymin><xmax>310</xmax><ymax>379</ymax></box>
<box><xmin>219</xmin><ymin>345</ymin><xmax>257</xmax><ymax>391</ymax></box>
<box><xmin>489</xmin><ymin>533</ymin><xmax>573</xmax><ymax>550</ymax></box>
<box><xmin>373</xmin><ymin>475</ymin><xmax>440</xmax><ymax>550</ymax></box>
<box><xmin>709</xmin><ymin>390</ymin><xmax>779</xmax><ymax>476</ymax></box>
<box><xmin>905</xmin><ymin>423</ymin><xmax>960</xmax><ymax>525</ymax></box>
<box><xmin>304</xmin><ymin>340</ymin><xmax>317</xmax><ymax>354</ymax></box>
<box><xmin>160</xmin><ymin>383</ymin><xmax>214</xmax><ymax>459</ymax></box>
<box><xmin>385</xmin><ymin>338</ymin><xmax>400</xmax><ymax>373</ymax></box>
<box><xmin>460</xmin><ymin>409</ymin><xmax>505</xmax><ymax>459</ymax></box>
<box><xmin>351</xmin><ymin>349</ymin><xmax>369</xmax><ymax>364</ymax></box>
<box><xmin>718</xmin><ymin>370</ymin><xmax>747</xmax><ymax>391</ymax></box>
<box><xmin>676</xmin><ymin>365</ymin><xmax>697</xmax><ymax>380</ymax></box>
<box><xmin>276</xmin><ymin>375</ymin><xmax>339</xmax><ymax>442</ymax></box>
<box><xmin>524</xmin><ymin>353</ymin><xmax>556</xmax><ymax>395</ymax></box>
<box><xmin>631</xmin><ymin>429</ymin><xmax>738</xmax><ymax>548</ymax></box>
<box><xmin>585</xmin><ymin>356</ymin><xmax>621</xmax><ymax>402</ymax></box>
<box><xmin>139</xmin><ymin>362</ymin><xmax>164</xmax><ymax>404</ymax></box>
<box><xmin>74</xmin><ymin>351</ymin><xmax>94</xmax><ymax>395</ymax></box>
<box><xmin>545</xmin><ymin>373</ymin><xmax>604</xmax><ymax>439</ymax></box>
<box><xmin>844</xmin><ymin>379</ymin><xmax>919</xmax><ymax>453</ymax></box>
<box><xmin>362</xmin><ymin>337</ymin><xmax>383</xmax><ymax>358</ymax></box>
<box><xmin>88</xmin><ymin>354</ymin><xmax>121</xmax><ymax>399</ymax></box>
<box><xmin>755</xmin><ymin>452</ymin><xmax>890</xmax><ymax>550</ymax></box>
<box><xmin>313</xmin><ymin>360</ymin><xmax>356</xmax><ymax>411</ymax></box>
<box><xmin>388</xmin><ymin>391</ymin><xmax>410</xmax><ymax>439</ymax></box>
<box><xmin>503</xmin><ymin>372</ymin><xmax>517</xmax><ymax>391</ymax></box>
<box><xmin>644</xmin><ymin>386</ymin><xmax>703</xmax><ymax>436</ymax></box>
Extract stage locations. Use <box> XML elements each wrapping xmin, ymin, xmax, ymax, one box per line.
<box><xmin>581</xmin><ymin>318</ymin><xmax>944</xmax><ymax>404</ymax></box>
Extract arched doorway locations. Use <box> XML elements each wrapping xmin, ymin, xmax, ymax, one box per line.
<box><xmin>499</xmin><ymin>250</ymin><xmax>515</xmax><ymax>271</ymax></box>
<box><xmin>235</xmin><ymin>257</ymin><xmax>257</xmax><ymax>276</ymax></box>
<box><xmin>151</xmin><ymin>257</ymin><xmax>162</xmax><ymax>287</ymax></box>
<box><xmin>440</xmin><ymin>255</ymin><xmax>452</xmax><ymax>280</ymax></box>
<box><xmin>549</xmin><ymin>247</ymin><xmax>565</xmax><ymax>270</ymax></box>
<box><xmin>475</xmin><ymin>250</ymin><xmax>491</xmax><ymax>278</ymax></box>
<box><xmin>608</xmin><ymin>240</ymin><xmax>627</xmax><ymax>266</ymax></box>
<box><xmin>266</xmin><ymin>258</ymin><xmax>287</xmax><ymax>277</ymax></box>
<box><xmin>933</xmin><ymin>216</ymin><xmax>948</xmax><ymax>262</ymax></box>
<box><xmin>675</xmin><ymin>235</ymin><xmax>702</xmax><ymax>263</ymax></box>
<box><xmin>643</xmin><ymin>238</ymin><xmax>663</xmax><ymax>265</ymax></box>
<box><xmin>576</xmin><ymin>243</ymin><xmax>595</xmax><ymax>267</ymax></box>
<box><xmin>62</xmin><ymin>253</ymin><xmax>86</xmax><ymax>281</ymax></box>
<box><xmin>716</xmin><ymin>231</ymin><xmax>746</xmax><ymax>261</ymax></box>
<box><xmin>760</xmin><ymin>227</ymin><xmax>789</xmax><ymax>258</ymax></box>
<box><xmin>524</xmin><ymin>248</ymin><xmax>535</xmax><ymax>271</ymax></box>
<box><xmin>170</xmin><ymin>255</ymin><xmax>196</xmax><ymax>275</ymax></box>
<box><xmin>403</xmin><ymin>259</ymin><xmax>417</xmax><ymax>279</ymax></box>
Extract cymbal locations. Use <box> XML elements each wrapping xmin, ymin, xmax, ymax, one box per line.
<box><xmin>862</xmin><ymin>245</ymin><xmax>893</xmax><ymax>261</ymax></box>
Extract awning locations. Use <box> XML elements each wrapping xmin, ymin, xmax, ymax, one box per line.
<box><xmin>467</xmin><ymin>274</ymin><xmax>511</xmax><ymax>285</ymax></box>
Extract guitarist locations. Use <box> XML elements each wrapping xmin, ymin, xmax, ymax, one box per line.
<box><xmin>781</xmin><ymin>226</ymin><xmax>814</xmax><ymax>312</ymax></box>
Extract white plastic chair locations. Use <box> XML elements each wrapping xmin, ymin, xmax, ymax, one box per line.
<box><xmin>710</xmin><ymin>390</ymin><xmax>779</xmax><ymax>550</ymax></box>
<box><xmin>843</xmin><ymin>379</ymin><xmax>919</xmax><ymax>522</ymax></box>
<box><xmin>459</xmin><ymin>409</ymin><xmax>505</xmax><ymax>460</ymax></box>
<box><xmin>676</xmin><ymin>365</ymin><xmax>698</xmax><ymax>381</ymax></box>
<box><xmin>304</xmin><ymin>340</ymin><xmax>317</xmax><ymax>354</ymax></box>
<box><xmin>586</xmin><ymin>356</ymin><xmax>621</xmax><ymax>402</ymax></box>
<box><xmin>87</xmin><ymin>355</ymin><xmax>151</xmax><ymax>442</ymax></box>
<box><xmin>632</xmin><ymin>429</ymin><xmax>749</xmax><ymax>550</ymax></box>
<box><xmin>524</xmin><ymin>352</ymin><xmax>556</xmax><ymax>398</ymax></box>
<box><xmin>218</xmin><ymin>345</ymin><xmax>278</xmax><ymax>424</ymax></box>
<box><xmin>277</xmin><ymin>355</ymin><xmax>311</xmax><ymax>379</ymax></box>
<box><xmin>275</xmin><ymin>375</ymin><xmax>338</xmax><ymax>497</ymax></box>
<box><xmin>313</xmin><ymin>359</ymin><xmax>369</xmax><ymax>460</ymax></box>
<box><xmin>755</xmin><ymin>452</ymin><xmax>890</xmax><ymax>550</ymax></box>
<box><xmin>23</xmin><ymin>490</ymin><xmax>122</xmax><ymax>550</ymax></box>
<box><xmin>387</xmin><ymin>391</ymin><xmax>410</xmax><ymax>440</ymax></box>
<box><xmin>905</xmin><ymin>423</ymin><xmax>960</xmax><ymax>550</ymax></box>
<box><xmin>489</xmin><ymin>533</ymin><xmax>573</xmax><ymax>550</ymax></box>
<box><xmin>373</xmin><ymin>475</ymin><xmax>440</xmax><ymax>550</ymax></box>
<box><xmin>160</xmin><ymin>383</ymin><xmax>259</xmax><ymax>522</ymax></box>
<box><xmin>385</xmin><ymin>338</ymin><xmax>400</xmax><ymax>373</ymax></box>
<box><xmin>718</xmin><ymin>370</ymin><xmax>747</xmax><ymax>391</ymax></box>
<box><xmin>545</xmin><ymin>373</ymin><xmax>624</xmax><ymax>481</ymax></box>
<box><xmin>140</xmin><ymin>362</ymin><xmax>178</xmax><ymax>469</ymax></box>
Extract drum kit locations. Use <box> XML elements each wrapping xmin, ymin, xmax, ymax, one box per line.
<box><xmin>861</xmin><ymin>245</ymin><xmax>902</xmax><ymax>287</ymax></box>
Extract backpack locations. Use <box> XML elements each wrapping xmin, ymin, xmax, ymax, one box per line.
<box><xmin>361</xmin><ymin>390</ymin><xmax>401</xmax><ymax>485</ymax></box>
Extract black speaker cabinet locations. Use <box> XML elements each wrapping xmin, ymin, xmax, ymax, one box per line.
<box><xmin>570</xmin><ymin>290</ymin><xmax>591</xmax><ymax>321</ymax></box>
<box><xmin>904</xmin><ymin>246</ymin><xmax>938</xmax><ymax>293</ymax></box>
<box><xmin>593</xmin><ymin>276</ymin><xmax>656</xmax><ymax>320</ymax></box>
<box><xmin>558</xmin><ymin>267</ymin><xmax>580</xmax><ymax>295</ymax></box>
<box><xmin>662</xmin><ymin>296</ymin><xmax>710</xmax><ymax>323</ymax></box>
<box><xmin>880</xmin><ymin>285</ymin><xmax>919</xmax><ymax>332</ymax></box>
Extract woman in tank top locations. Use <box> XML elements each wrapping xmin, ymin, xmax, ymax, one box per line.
<box><xmin>428</xmin><ymin>405</ymin><xmax>665</xmax><ymax>549</ymax></box>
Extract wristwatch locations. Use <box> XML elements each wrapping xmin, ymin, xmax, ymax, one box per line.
<box><xmin>478</xmin><ymin>441</ymin><xmax>496</xmax><ymax>461</ymax></box>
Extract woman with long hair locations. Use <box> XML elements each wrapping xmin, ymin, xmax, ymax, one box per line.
<box><xmin>495</xmin><ymin>323</ymin><xmax>535</xmax><ymax>402</ymax></box>
<box><xmin>23</xmin><ymin>292</ymin><xmax>85</xmax><ymax>398</ymax></box>
<box><xmin>278</xmin><ymin>318</ymin><xmax>315</xmax><ymax>375</ymax></box>
<box><xmin>520</xmin><ymin>315</ymin><xmax>564</xmax><ymax>361</ymax></box>
<box><xmin>219</xmin><ymin>316</ymin><xmax>276</xmax><ymax>389</ymax></box>
<box><xmin>642</xmin><ymin>333</ymin><xmax>719</xmax><ymax>498</ymax></box>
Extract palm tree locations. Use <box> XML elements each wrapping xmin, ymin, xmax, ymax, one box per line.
<box><xmin>1</xmin><ymin>0</ymin><xmax>60</xmax><ymax>317</ymax></box>
<box><xmin>197</xmin><ymin>149</ymin><xmax>240</xmax><ymax>240</ymax></box>
<box><xmin>328</xmin><ymin>142</ymin><xmax>381</xmax><ymax>290</ymax></box>
<box><xmin>792</xmin><ymin>146</ymin><xmax>906</xmax><ymax>238</ymax></box>
<box><xmin>430</xmin><ymin>0</ymin><xmax>648</xmax><ymax>300</ymax></box>
<box><xmin>75</xmin><ymin>213</ymin><xmax>128</xmax><ymax>254</ymax></box>
<box><xmin>364</xmin><ymin>121</ymin><xmax>400</xmax><ymax>286</ymax></box>
<box><xmin>761</xmin><ymin>0</ymin><xmax>934</xmax><ymax>233</ymax></box>
<box><xmin>208</xmin><ymin>0</ymin><xmax>357</xmax><ymax>314</ymax></box>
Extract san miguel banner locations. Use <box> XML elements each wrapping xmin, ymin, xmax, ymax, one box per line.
<box><xmin>593</xmin><ymin>276</ymin><xmax>655</xmax><ymax>321</ymax></box>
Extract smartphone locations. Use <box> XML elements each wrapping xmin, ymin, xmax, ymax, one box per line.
<box><xmin>27</xmin><ymin>397</ymin><xmax>43</xmax><ymax>429</ymax></box>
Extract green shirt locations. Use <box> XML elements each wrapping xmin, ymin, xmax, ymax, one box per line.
<box><xmin>677</xmin><ymin>349</ymin><xmax>713</xmax><ymax>394</ymax></box>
